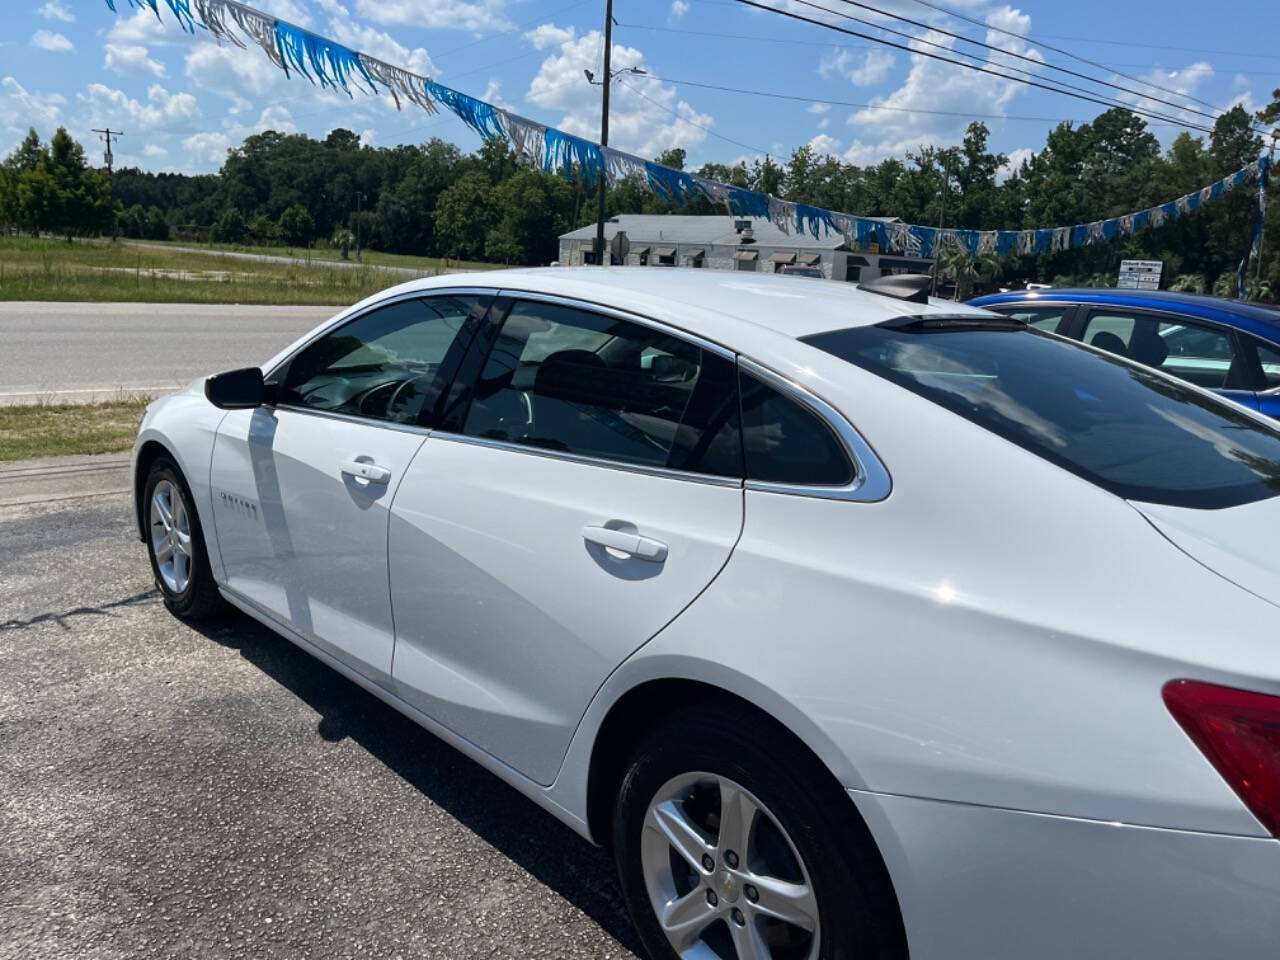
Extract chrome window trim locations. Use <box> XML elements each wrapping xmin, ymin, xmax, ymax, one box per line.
<box><xmin>738</xmin><ymin>356</ymin><xmax>892</xmax><ymax>503</ymax></box>
<box><xmin>270</xmin><ymin>403</ymin><xmax>434</xmax><ymax>437</ymax></box>
<box><xmin>429</xmin><ymin>431</ymin><xmax>744</xmax><ymax>489</ymax></box>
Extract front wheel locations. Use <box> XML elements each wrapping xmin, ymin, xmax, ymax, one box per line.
<box><xmin>144</xmin><ymin>457</ymin><xmax>223</xmax><ymax>621</ymax></box>
<box><xmin>614</xmin><ymin>704</ymin><xmax>906</xmax><ymax>960</ymax></box>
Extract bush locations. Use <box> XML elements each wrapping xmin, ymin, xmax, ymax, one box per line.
<box><xmin>246</xmin><ymin>213</ymin><xmax>279</xmax><ymax>245</ymax></box>
<box><xmin>212</xmin><ymin>207</ymin><xmax>247</xmax><ymax>244</ymax></box>
<box><xmin>278</xmin><ymin>204</ymin><xmax>314</xmax><ymax>247</ymax></box>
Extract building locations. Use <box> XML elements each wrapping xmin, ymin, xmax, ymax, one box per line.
<box><xmin>557</xmin><ymin>214</ymin><xmax>934</xmax><ymax>282</ymax></box>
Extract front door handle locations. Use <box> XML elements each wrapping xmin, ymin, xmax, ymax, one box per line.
<box><xmin>341</xmin><ymin>459</ymin><xmax>392</xmax><ymax>485</ymax></box>
<box><xmin>582</xmin><ymin>525</ymin><xmax>669</xmax><ymax>563</ymax></box>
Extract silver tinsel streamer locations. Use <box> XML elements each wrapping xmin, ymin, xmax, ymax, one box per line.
<box><xmin>358</xmin><ymin>56</ymin><xmax>438</xmax><ymax>114</ymax></box>
<box><xmin>768</xmin><ymin>197</ymin><xmax>796</xmax><ymax>235</ymax></box>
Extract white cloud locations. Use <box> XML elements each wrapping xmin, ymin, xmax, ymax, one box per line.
<box><xmin>79</xmin><ymin>83</ymin><xmax>201</xmax><ymax>134</ymax></box>
<box><xmin>807</xmin><ymin>102</ymin><xmax>831</xmax><ymax>115</ymax></box>
<box><xmin>182</xmin><ymin>131</ymin><xmax>232</xmax><ymax>167</ymax></box>
<box><xmin>808</xmin><ymin>133</ymin><xmax>841</xmax><ymax>157</ymax></box>
<box><xmin>352</xmin><ymin>0</ymin><xmax>511</xmax><ymax>32</ymax></box>
<box><xmin>525</xmin><ymin>26</ymin><xmax>715</xmax><ymax>159</ymax></box>
<box><xmin>1115</xmin><ymin>61</ymin><xmax>1216</xmax><ymax>135</ymax></box>
<box><xmin>325</xmin><ymin>16</ymin><xmax>437</xmax><ymax>78</ymax></box>
<box><xmin>31</xmin><ymin>30</ymin><xmax>74</xmax><ymax>54</ymax></box>
<box><xmin>525</xmin><ymin>23</ymin><xmax>575</xmax><ymax>51</ymax></box>
<box><xmin>819</xmin><ymin>48</ymin><xmax>894</xmax><ymax>87</ymax></box>
<box><xmin>997</xmin><ymin>146</ymin><xmax>1033</xmax><ymax>182</ymax></box>
<box><xmin>0</xmin><ymin>76</ymin><xmax>65</xmax><ymax>155</ymax></box>
<box><xmin>38</xmin><ymin>1</ymin><xmax>74</xmax><ymax>23</ymax></box>
<box><xmin>105</xmin><ymin>43</ymin><xmax>167</xmax><ymax>78</ymax></box>
<box><xmin>670</xmin><ymin>0</ymin><xmax>690</xmax><ymax>19</ymax></box>
<box><xmin>841</xmin><ymin>6</ymin><xmax>1042</xmax><ymax>166</ymax></box>
<box><xmin>143</xmin><ymin>143</ymin><xmax>168</xmax><ymax>159</ymax></box>
<box><xmin>106</xmin><ymin>8</ymin><xmax>172</xmax><ymax>45</ymax></box>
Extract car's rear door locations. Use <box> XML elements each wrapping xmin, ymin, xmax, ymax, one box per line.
<box><xmin>209</xmin><ymin>291</ymin><xmax>492</xmax><ymax>681</ymax></box>
<box><xmin>387</xmin><ymin>294</ymin><xmax>745</xmax><ymax>784</ymax></box>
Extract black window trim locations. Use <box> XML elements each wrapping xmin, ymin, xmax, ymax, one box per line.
<box><xmin>738</xmin><ymin>356</ymin><xmax>892</xmax><ymax>502</ymax></box>
<box><xmin>264</xmin><ymin>286</ymin><xmax>499</xmax><ymax>434</ymax></box>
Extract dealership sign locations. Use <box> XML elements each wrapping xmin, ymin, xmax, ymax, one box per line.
<box><xmin>1117</xmin><ymin>260</ymin><xmax>1164</xmax><ymax>290</ymax></box>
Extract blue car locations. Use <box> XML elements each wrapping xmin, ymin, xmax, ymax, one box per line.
<box><xmin>969</xmin><ymin>288</ymin><xmax>1280</xmax><ymax>417</ymax></box>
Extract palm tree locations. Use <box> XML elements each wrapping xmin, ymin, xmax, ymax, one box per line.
<box><xmin>937</xmin><ymin>246</ymin><xmax>1002</xmax><ymax>300</ymax></box>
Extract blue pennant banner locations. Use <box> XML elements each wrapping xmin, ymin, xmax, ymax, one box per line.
<box><xmin>102</xmin><ymin>0</ymin><xmax>1274</xmax><ymax>260</ymax></box>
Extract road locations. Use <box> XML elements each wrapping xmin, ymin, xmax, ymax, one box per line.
<box><xmin>0</xmin><ymin>464</ymin><xmax>639</xmax><ymax>960</ymax></box>
<box><xmin>0</xmin><ymin>302</ymin><xmax>334</xmax><ymax>405</ymax></box>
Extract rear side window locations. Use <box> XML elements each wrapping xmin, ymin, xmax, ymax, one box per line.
<box><xmin>462</xmin><ymin>300</ymin><xmax>742</xmax><ymax>477</ymax></box>
<box><xmin>1081</xmin><ymin>310</ymin><xmax>1239</xmax><ymax>390</ymax></box>
<box><xmin>1247</xmin><ymin>336</ymin><xmax>1280</xmax><ymax>390</ymax></box>
<box><xmin>740</xmin><ymin>372</ymin><xmax>854</xmax><ymax>486</ymax></box>
<box><xmin>803</xmin><ymin>322</ymin><xmax>1280</xmax><ymax>509</ymax></box>
<box><xmin>988</xmin><ymin>305</ymin><xmax>1068</xmax><ymax>332</ymax></box>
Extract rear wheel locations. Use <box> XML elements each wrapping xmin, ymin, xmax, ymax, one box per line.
<box><xmin>144</xmin><ymin>457</ymin><xmax>223</xmax><ymax>621</ymax></box>
<box><xmin>614</xmin><ymin>704</ymin><xmax>906</xmax><ymax>960</ymax></box>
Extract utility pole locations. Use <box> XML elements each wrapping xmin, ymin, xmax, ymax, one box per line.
<box><xmin>595</xmin><ymin>0</ymin><xmax>613</xmax><ymax>266</ymax></box>
<box><xmin>931</xmin><ymin>154</ymin><xmax>950</xmax><ymax>297</ymax></box>
<box><xmin>93</xmin><ymin>128</ymin><xmax>124</xmax><ymax>174</ymax></box>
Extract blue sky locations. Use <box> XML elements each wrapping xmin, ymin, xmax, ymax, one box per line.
<box><xmin>2</xmin><ymin>0</ymin><xmax>1276</xmax><ymax>177</ymax></box>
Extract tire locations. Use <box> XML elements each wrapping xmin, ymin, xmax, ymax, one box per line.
<box><xmin>613</xmin><ymin>703</ymin><xmax>907</xmax><ymax>960</ymax></box>
<box><xmin>143</xmin><ymin>456</ymin><xmax>224</xmax><ymax>621</ymax></box>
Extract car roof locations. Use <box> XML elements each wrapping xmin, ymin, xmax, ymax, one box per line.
<box><xmin>405</xmin><ymin>267</ymin><xmax>991</xmax><ymax>342</ymax></box>
<box><xmin>970</xmin><ymin>288</ymin><xmax>1280</xmax><ymax>341</ymax></box>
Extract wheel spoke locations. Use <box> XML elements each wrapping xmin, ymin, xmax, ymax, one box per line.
<box><xmin>174</xmin><ymin>529</ymin><xmax>193</xmax><ymax>557</ymax></box>
<box><xmin>154</xmin><ymin>541</ymin><xmax>174</xmax><ymax>563</ymax></box>
<box><xmin>648</xmin><ymin>800</ymin><xmax>714</xmax><ymax>874</ymax></box>
<box><xmin>173</xmin><ymin>549</ymin><xmax>188</xmax><ymax>589</ymax></box>
<box><xmin>153</xmin><ymin>493</ymin><xmax>173</xmax><ymax>530</ymax></box>
<box><xmin>728</xmin><ymin>916</ymin><xmax>770</xmax><ymax>960</ymax></box>
<box><xmin>746</xmin><ymin>874</ymin><xmax>818</xmax><ymax>933</ymax></box>
<box><xmin>715</xmin><ymin>779</ymin><xmax>758</xmax><ymax>857</ymax></box>
<box><xmin>659</xmin><ymin>889</ymin><xmax>718</xmax><ymax>949</ymax></box>
<box><xmin>171</xmin><ymin>493</ymin><xmax>186</xmax><ymax>532</ymax></box>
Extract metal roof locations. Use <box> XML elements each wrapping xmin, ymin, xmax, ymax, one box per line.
<box><xmin>559</xmin><ymin>214</ymin><xmax>899</xmax><ymax>250</ymax></box>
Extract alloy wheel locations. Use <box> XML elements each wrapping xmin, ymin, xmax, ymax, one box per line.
<box><xmin>641</xmin><ymin>771</ymin><xmax>820</xmax><ymax>960</ymax></box>
<box><xmin>150</xmin><ymin>479</ymin><xmax>193</xmax><ymax>594</ymax></box>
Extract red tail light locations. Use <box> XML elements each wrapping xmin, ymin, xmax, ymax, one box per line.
<box><xmin>1163</xmin><ymin>679</ymin><xmax>1280</xmax><ymax>837</ymax></box>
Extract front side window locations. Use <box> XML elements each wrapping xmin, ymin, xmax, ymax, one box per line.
<box><xmin>803</xmin><ymin>322</ymin><xmax>1280</xmax><ymax>509</ymax></box>
<box><xmin>462</xmin><ymin>300</ymin><xmax>741</xmax><ymax>477</ymax></box>
<box><xmin>1082</xmin><ymin>310</ymin><xmax>1238</xmax><ymax>390</ymax></box>
<box><xmin>740</xmin><ymin>373</ymin><xmax>854</xmax><ymax>487</ymax></box>
<box><xmin>278</xmin><ymin>295</ymin><xmax>484</xmax><ymax>425</ymax></box>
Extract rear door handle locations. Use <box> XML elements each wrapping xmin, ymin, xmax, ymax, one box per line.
<box><xmin>340</xmin><ymin>459</ymin><xmax>392</xmax><ymax>485</ymax></box>
<box><xmin>582</xmin><ymin>525</ymin><xmax>668</xmax><ymax>563</ymax></box>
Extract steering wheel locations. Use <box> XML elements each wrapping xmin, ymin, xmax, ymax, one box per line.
<box><xmin>387</xmin><ymin>374</ymin><xmax>433</xmax><ymax>423</ymax></box>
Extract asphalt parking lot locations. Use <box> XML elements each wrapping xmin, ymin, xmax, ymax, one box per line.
<box><xmin>0</xmin><ymin>485</ymin><xmax>640</xmax><ymax>960</ymax></box>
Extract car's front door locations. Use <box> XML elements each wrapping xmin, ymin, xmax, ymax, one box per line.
<box><xmin>209</xmin><ymin>292</ymin><xmax>491</xmax><ymax>681</ymax></box>
<box><xmin>387</xmin><ymin>295</ymin><xmax>746</xmax><ymax>784</ymax></box>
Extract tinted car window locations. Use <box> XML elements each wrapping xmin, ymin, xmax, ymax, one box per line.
<box><xmin>803</xmin><ymin>322</ymin><xmax>1280</xmax><ymax>509</ymax></box>
<box><xmin>1248</xmin><ymin>337</ymin><xmax>1280</xmax><ymax>390</ymax></box>
<box><xmin>1082</xmin><ymin>310</ymin><xmax>1238</xmax><ymax>389</ymax></box>
<box><xmin>989</xmin><ymin>305</ymin><xmax>1068</xmax><ymax>332</ymax></box>
<box><xmin>740</xmin><ymin>372</ymin><xmax>854</xmax><ymax>486</ymax></box>
<box><xmin>463</xmin><ymin>300</ymin><xmax>742</xmax><ymax>477</ymax></box>
<box><xmin>280</xmin><ymin>296</ymin><xmax>483</xmax><ymax>425</ymax></box>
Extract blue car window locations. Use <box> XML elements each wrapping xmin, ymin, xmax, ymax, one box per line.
<box><xmin>1082</xmin><ymin>310</ymin><xmax>1237</xmax><ymax>390</ymax></box>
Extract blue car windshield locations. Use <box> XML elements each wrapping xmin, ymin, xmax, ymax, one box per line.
<box><xmin>803</xmin><ymin>321</ymin><xmax>1280</xmax><ymax>509</ymax></box>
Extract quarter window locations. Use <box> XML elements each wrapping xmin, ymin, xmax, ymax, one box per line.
<box><xmin>1082</xmin><ymin>310</ymin><xmax>1238</xmax><ymax>389</ymax></box>
<box><xmin>1249</xmin><ymin>338</ymin><xmax>1280</xmax><ymax>390</ymax></box>
<box><xmin>278</xmin><ymin>295</ymin><xmax>484</xmax><ymax>425</ymax></box>
<box><xmin>462</xmin><ymin>300</ymin><xmax>742</xmax><ymax>477</ymax></box>
<box><xmin>740</xmin><ymin>372</ymin><xmax>854</xmax><ymax>486</ymax></box>
<box><xmin>989</xmin><ymin>305</ymin><xmax>1069</xmax><ymax>332</ymax></box>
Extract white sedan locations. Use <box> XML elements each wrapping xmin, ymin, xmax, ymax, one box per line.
<box><xmin>133</xmin><ymin>268</ymin><xmax>1280</xmax><ymax>960</ymax></box>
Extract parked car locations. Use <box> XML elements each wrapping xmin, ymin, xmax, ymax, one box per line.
<box><xmin>135</xmin><ymin>270</ymin><xmax>1280</xmax><ymax>960</ymax></box>
<box><xmin>969</xmin><ymin>287</ymin><xmax>1280</xmax><ymax>415</ymax></box>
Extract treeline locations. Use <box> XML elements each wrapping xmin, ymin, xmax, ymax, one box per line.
<box><xmin>3</xmin><ymin>91</ymin><xmax>1278</xmax><ymax>296</ymax></box>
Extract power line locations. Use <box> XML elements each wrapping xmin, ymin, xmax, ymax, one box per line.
<box><xmin>824</xmin><ymin>0</ymin><xmax>1230</xmax><ymax>126</ymax></box>
<box><xmin>899</xmin><ymin>0</ymin><xmax>1228</xmax><ymax>115</ymax></box>
<box><xmin>730</xmin><ymin>0</ymin><xmax>1218</xmax><ymax>135</ymax></box>
<box><xmin>616</xmin><ymin>79</ymin><xmax>772</xmax><ymax>157</ymax></box>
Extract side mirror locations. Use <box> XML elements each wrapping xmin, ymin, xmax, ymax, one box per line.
<box><xmin>205</xmin><ymin>367</ymin><xmax>265</xmax><ymax>410</ymax></box>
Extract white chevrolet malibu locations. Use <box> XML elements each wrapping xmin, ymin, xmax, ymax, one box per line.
<box><xmin>133</xmin><ymin>268</ymin><xmax>1280</xmax><ymax>960</ymax></box>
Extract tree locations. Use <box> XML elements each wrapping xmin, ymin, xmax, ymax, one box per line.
<box><xmin>434</xmin><ymin>170</ymin><xmax>497</xmax><ymax>261</ymax></box>
<box><xmin>278</xmin><ymin>203</ymin><xmax>315</xmax><ymax>246</ymax></box>
<box><xmin>5</xmin><ymin>129</ymin><xmax>45</xmax><ymax>172</ymax></box>
<box><xmin>246</xmin><ymin>213</ymin><xmax>279</xmax><ymax>245</ymax></box>
<box><xmin>213</xmin><ymin>206</ymin><xmax>247</xmax><ymax>244</ymax></box>
<box><xmin>938</xmin><ymin>246</ymin><xmax>1002</xmax><ymax>300</ymax></box>
<box><xmin>484</xmin><ymin>168</ymin><xmax>575</xmax><ymax>265</ymax></box>
<box><xmin>333</xmin><ymin>227</ymin><xmax>355</xmax><ymax>259</ymax></box>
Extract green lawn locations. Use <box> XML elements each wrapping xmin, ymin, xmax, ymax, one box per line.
<box><xmin>136</xmin><ymin>239</ymin><xmax>500</xmax><ymax>274</ymax></box>
<box><xmin>0</xmin><ymin>398</ymin><xmax>150</xmax><ymax>462</ymax></box>
<box><xmin>0</xmin><ymin>236</ymin><xmax>482</xmax><ymax>305</ymax></box>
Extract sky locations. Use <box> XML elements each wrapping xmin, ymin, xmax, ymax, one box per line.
<box><xmin>1</xmin><ymin>0</ymin><xmax>1276</xmax><ymax>180</ymax></box>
